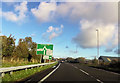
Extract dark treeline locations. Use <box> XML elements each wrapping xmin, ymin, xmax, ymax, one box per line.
<box><xmin>1</xmin><ymin>34</ymin><xmax>41</xmax><ymax>63</ymax></box>
<box><xmin>66</xmin><ymin>57</ymin><xmax>98</xmax><ymax>65</ymax></box>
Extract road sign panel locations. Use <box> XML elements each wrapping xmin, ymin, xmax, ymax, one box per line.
<box><xmin>43</xmin><ymin>56</ymin><xmax>49</xmax><ymax>59</ymax></box>
<box><xmin>43</xmin><ymin>55</ymin><xmax>52</xmax><ymax>60</ymax></box>
<box><xmin>36</xmin><ymin>44</ymin><xmax>53</xmax><ymax>56</ymax></box>
<box><xmin>49</xmin><ymin>56</ymin><xmax>52</xmax><ymax>60</ymax></box>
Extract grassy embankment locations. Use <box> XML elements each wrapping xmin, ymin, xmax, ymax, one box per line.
<box><xmin>1</xmin><ymin>58</ymin><xmax>54</xmax><ymax>67</ymax></box>
<box><xmin>89</xmin><ymin>64</ymin><xmax>120</xmax><ymax>73</ymax></box>
<box><xmin>82</xmin><ymin>62</ymin><xmax>120</xmax><ymax>74</ymax></box>
<box><xmin>2</xmin><ymin>61</ymin><xmax>40</xmax><ymax>67</ymax></box>
<box><xmin>2</xmin><ymin>62</ymin><xmax>57</xmax><ymax>82</ymax></box>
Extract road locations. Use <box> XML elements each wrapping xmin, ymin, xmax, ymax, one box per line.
<box><xmin>18</xmin><ymin>62</ymin><xmax>120</xmax><ymax>83</ymax></box>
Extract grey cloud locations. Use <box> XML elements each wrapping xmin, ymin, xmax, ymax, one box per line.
<box><xmin>114</xmin><ymin>49</ymin><xmax>120</xmax><ymax>54</ymax></box>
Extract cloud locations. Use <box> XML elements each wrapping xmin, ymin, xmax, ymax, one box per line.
<box><xmin>56</xmin><ymin>2</ymin><xmax>117</xmax><ymax>24</ymax></box>
<box><xmin>0</xmin><ymin>8</ymin><xmax>2</xmax><ymax>17</ymax></box>
<box><xmin>114</xmin><ymin>49</ymin><xmax>120</xmax><ymax>54</ymax></box>
<box><xmin>72</xmin><ymin>20</ymin><xmax>117</xmax><ymax>52</ymax></box>
<box><xmin>43</xmin><ymin>24</ymin><xmax>64</xmax><ymax>41</ymax></box>
<box><xmin>65</xmin><ymin>2</ymin><xmax>118</xmax><ymax>52</ymax></box>
<box><xmin>65</xmin><ymin>46</ymin><xmax>69</xmax><ymax>48</ymax></box>
<box><xmin>49</xmin><ymin>32</ymin><xmax>59</xmax><ymax>40</ymax></box>
<box><xmin>47</xmin><ymin>26</ymin><xmax>54</xmax><ymax>32</ymax></box>
<box><xmin>31</xmin><ymin>2</ymin><xmax>117</xmax><ymax>24</ymax></box>
<box><xmin>30</xmin><ymin>33</ymin><xmax>36</xmax><ymax>37</ymax></box>
<box><xmin>30</xmin><ymin>2</ymin><xmax>118</xmax><ymax>53</ymax></box>
<box><xmin>31</xmin><ymin>2</ymin><xmax>56</xmax><ymax>22</ymax></box>
<box><xmin>70</xmin><ymin>50</ymin><xmax>78</xmax><ymax>54</ymax></box>
<box><xmin>2</xmin><ymin>1</ymin><xmax>27</xmax><ymax>22</ymax></box>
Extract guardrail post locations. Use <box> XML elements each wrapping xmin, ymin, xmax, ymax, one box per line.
<box><xmin>10</xmin><ymin>71</ymin><xmax>13</xmax><ymax>75</ymax></box>
<box><xmin>25</xmin><ymin>68</ymin><xmax>27</xmax><ymax>71</ymax></box>
<box><xmin>1</xmin><ymin>73</ymin><xmax>5</xmax><ymax>77</ymax></box>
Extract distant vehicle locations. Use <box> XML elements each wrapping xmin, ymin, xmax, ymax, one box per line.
<box><xmin>62</xmin><ymin>61</ymin><xmax>64</xmax><ymax>63</ymax></box>
<box><xmin>59</xmin><ymin>60</ymin><xmax>64</xmax><ymax>63</ymax></box>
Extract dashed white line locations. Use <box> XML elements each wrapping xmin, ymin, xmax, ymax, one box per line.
<box><xmin>38</xmin><ymin>63</ymin><xmax>61</xmax><ymax>83</ymax></box>
<box><xmin>79</xmin><ymin>69</ymin><xmax>103</xmax><ymax>83</ymax></box>
<box><xmin>79</xmin><ymin>69</ymin><xmax>89</xmax><ymax>75</ymax></box>
<box><xmin>72</xmin><ymin>65</ymin><xmax>103</xmax><ymax>83</ymax></box>
<box><xmin>74</xmin><ymin>66</ymin><xmax>78</xmax><ymax>69</ymax></box>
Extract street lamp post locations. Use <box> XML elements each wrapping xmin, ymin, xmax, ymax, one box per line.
<box><xmin>96</xmin><ymin>29</ymin><xmax>99</xmax><ymax>65</ymax></box>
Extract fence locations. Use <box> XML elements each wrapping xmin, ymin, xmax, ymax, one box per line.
<box><xmin>0</xmin><ymin>62</ymin><xmax>55</xmax><ymax>77</ymax></box>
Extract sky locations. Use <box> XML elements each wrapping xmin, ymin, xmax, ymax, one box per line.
<box><xmin>0</xmin><ymin>1</ymin><xmax>119</xmax><ymax>59</ymax></box>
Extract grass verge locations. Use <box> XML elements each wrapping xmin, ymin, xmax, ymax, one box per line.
<box><xmin>77</xmin><ymin>63</ymin><xmax>120</xmax><ymax>74</ymax></box>
<box><xmin>2</xmin><ymin>62</ymin><xmax>42</xmax><ymax>68</ymax></box>
<box><xmin>2</xmin><ymin>62</ymin><xmax>57</xmax><ymax>83</ymax></box>
<box><xmin>89</xmin><ymin>65</ymin><xmax>120</xmax><ymax>74</ymax></box>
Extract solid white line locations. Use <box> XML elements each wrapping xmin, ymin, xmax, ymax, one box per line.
<box><xmin>38</xmin><ymin>63</ymin><xmax>61</xmax><ymax>83</ymax></box>
<box><xmin>96</xmin><ymin>79</ymin><xmax>103</xmax><ymax>83</ymax></box>
<box><xmin>25</xmin><ymin>79</ymin><xmax>32</xmax><ymax>83</ymax></box>
<box><xmin>27</xmin><ymin>79</ymin><xmax>31</xmax><ymax>81</ymax></box>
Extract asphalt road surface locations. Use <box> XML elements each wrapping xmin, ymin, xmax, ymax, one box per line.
<box><xmin>17</xmin><ymin>62</ymin><xmax>120</xmax><ymax>83</ymax></box>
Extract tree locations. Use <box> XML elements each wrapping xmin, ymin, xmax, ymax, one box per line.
<box><xmin>12</xmin><ymin>38</ymin><xmax>29</xmax><ymax>60</ymax></box>
<box><xmin>12</xmin><ymin>37</ymin><xmax>39</xmax><ymax>62</ymax></box>
<box><xmin>1</xmin><ymin>35</ymin><xmax>15</xmax><ymax>57</ymax></box>
<box><xmin>1</xmin><ymin>35</ymin><xmax>40</xmax><ymax>63</ymax></box>
<box><xmin>92</xmin><ymin>58</ymin><xmax>98</xmax><ymax>65</ymax></box>
<box><xmin>66</xmin><ymin>57</ymin><xmax>74</xmax><ymax>62</ymax></box>
<box><xmin>29</xmin><ymin>42</ymin><xmax>37</xmax><ymax>56</ymax></box>
<box><xmin>76</xmin><ymin>57</ymin><xmax>85</xmax><ymax>64</ymax></box>
<box><xmin>29</xmin><ymin>42</ymin><xmax>37</xmax><ymax>62</ymax></box>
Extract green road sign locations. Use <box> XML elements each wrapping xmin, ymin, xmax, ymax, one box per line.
<box><xmin>36</xmin><ymin>44</ymin><xmax>53</xmax><ymax>56</ymax></box>
<box><xmin>49</xmin><ymin>56</ymin><xmax>52</xmax><ymax>60</ymax></box>
<box><xmin>43</xmin><ymin>55</ymin><xmax>52</xmax><ymax>60</ymax></box>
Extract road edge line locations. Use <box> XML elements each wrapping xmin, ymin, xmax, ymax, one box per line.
<box><xmin>38</xmin><ymin>63</ymin><xmax>61</xmax><ymax>83</ymax></box>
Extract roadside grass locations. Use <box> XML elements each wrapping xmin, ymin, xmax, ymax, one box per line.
<box><xmin>82</xmin><ymin>63</ymin><xmax>120</xmax><ymax>74</ymax></box>
<box><xmin>2</xmin><ymin>62</ymin><xmax>57</xmax><ymax>83</ymax></box>
<box><xmin>2</xmin><ymin>61</ymin><xmax>40</xmax><ymax>68</ymax></box>
<box><xmin>89</xmin><ymin>65</ymin><xmax>120</xmax><ymax>74</ymax></box>
<box><xmin>2</xmin><ymin>60</ymin><xmax>54</xmax><ymax>68</ymax></box>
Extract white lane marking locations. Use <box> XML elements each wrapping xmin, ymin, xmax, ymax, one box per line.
<box><xmin>25</xmin><ymin>79</ymin><xmax>32</xmax><ymax>83</ymax></box>
<box><xmin>72</xmin><ymin>64</ymin><xmax>89</xmax><ymax>75</ymax></box>
<box><xmin>79</xmin><ymin>69</ymin><xmax>103</xmax><ymax>83</ymax></box>
<box><xmin>74</xmin><ymin>66</ymin><xmax>78</xmax><ymax>69</ymax></box>
<box><xmin>96</xmin><ymin>79</ymin><xmax>103</xmax><ymax>83</ymax></box>
<box><xmin>27</xmin><ymin>79</ymin><xmax>31</xmax><ymax>81</ymax></box>
<box><xmin>38</xmin><ymin>63</ymin><xmax>61</xmax><ymax>83</ymax></box>
<box><xmin>79</xmin><ymin>69</ymin><xmax>89</xmax><ymax>75</ymax></box>
<box><xmin>72</xmin><ymin>64</ymin><xmax>104</xmax><ymax>83</ymax></box>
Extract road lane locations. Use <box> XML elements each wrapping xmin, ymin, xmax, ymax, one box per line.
<box><xmin>72</xmin><ymin>63</ymin><xmax>120</xmax><ymax>83</ymax></box>
<box><xmin>17</xmin><ymin>63</ymin><xmax>59</xmax><ymax>83</ymax></box>
<box><xmin>17</xmin><ymin>62</ymin><xmax>119</xmax><ymax>83</ymax></box>
<box><xmin>39</xmin><ymin>63</ymin><xmax>61</xmax><ymax>83</ymax></box>
<box><xmin>44</xmin><ymin>62</ymin><xmax>97</xmax><ymax>82</ymax></box>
